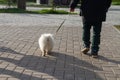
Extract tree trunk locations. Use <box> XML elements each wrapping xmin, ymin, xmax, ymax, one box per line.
<box><xmin>17</xmin><ymin>0</ymin><xmax>26</xmax><ymax>10</ymax></box>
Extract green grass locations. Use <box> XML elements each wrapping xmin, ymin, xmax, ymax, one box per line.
<box><xmin>112</xmin><ymin>0</ymin><xmax>120</xmax><ymax>5</ymax></box>
<box><xmin>33</xmin><ymin>9</ymin><xmax>74</xmax><ymax>14</ymax></box>
<box><xmin>0</xmin><ymin>0</ymin><xmax>6</xmax><ymax>4</ymax></box>
<box><xmin>0</xmin><ymin>8</ymin><xmax>77</xmax><ymax>14</ymax></box>
<box><xmin>115</xmin><ymin>25</ymin><xmax>120</xmax><ymax>31</ymax></box>
<box><xmin>0</xmin><ymin>8</ymin><xmax>29</xmax><ymax>13</ymax></box>
<box><xmin>112</xmin><ymin>2</ymin><xmax>120</xmax><ymax>5</ymax></box>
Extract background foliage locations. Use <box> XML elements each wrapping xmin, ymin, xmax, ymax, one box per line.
<box><xmin>0</xmin><ymin>0</ymin><xmax>120</xmax><ymax>5</ymax></box>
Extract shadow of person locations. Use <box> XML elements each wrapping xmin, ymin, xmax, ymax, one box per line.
<box><xmin>99</xmin><ymin>55</ymin><xmax>120</xmax><ymax>64</ymax></box>
<box><xmin>0</xmin><ymin>47</ymin><xmax>103</xmax><ymax>80</ymax></box>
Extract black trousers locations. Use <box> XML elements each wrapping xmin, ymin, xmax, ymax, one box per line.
<box><xmin>82</xmin><ymin>18</ymin><xmax>102</xmax><ymax>54</ymax></box>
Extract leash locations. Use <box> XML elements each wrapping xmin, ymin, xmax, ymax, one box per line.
<box><xmin>55</xmin><ymin>12</ymin><xmax>70</xmax><ymax>34</ymax></box>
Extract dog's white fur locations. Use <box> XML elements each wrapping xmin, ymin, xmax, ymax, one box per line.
<box><xmin>38</xmin><ymin>33</ymin><xmax>54</xmax><ymax>56</ymax></box>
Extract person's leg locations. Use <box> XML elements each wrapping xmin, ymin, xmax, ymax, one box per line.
<box><xmin>82</xmin><ymin>21</ymin><xmax>91</xmax><ymax>48</ymax></box>
<box><xmin>91</xmin><ymin>21</ymin><xmax>102</xmax><ymax>57</ymax></box>
<box><xmin>81</xmin><ymin>20</ymin><xmax>92</xmax><ymax>54</ymax></box>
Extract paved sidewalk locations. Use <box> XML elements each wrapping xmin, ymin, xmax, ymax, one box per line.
<box><xmin>0</xmin><ymin>6</ymin><xmax>120</xmax><ymax>80</ymax></box>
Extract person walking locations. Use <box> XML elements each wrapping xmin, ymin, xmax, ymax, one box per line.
<box><xmin>70</xmin><ymin>0</ymin><xmax>112</xmax><ymax>58</ymax></box>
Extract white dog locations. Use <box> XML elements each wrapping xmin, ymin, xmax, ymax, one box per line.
<box><xmin>38</xmin><ymin>33</ymin><xmax>54</xmax><ymax>56</ymax></box>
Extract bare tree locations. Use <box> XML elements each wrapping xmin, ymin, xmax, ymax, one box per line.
<box><xmin>17</xmin><ymin>0</ymin><xmax>26</xmax><ymax>10</ymax></box>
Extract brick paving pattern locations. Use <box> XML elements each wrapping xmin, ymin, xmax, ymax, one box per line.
<box><xmin>0</xmin><ymin>6</ymin><xmax>120</xmax><ymax>80</ymax></box>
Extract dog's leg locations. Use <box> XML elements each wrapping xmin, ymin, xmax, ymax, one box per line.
<box><xmin>41</xmin><ymin>50</ymin><xmax>46</xmax><ymax>56</ymax></box>
<box><xmin>45</xmin><ymin>50</ymin><xmax>48</xmax><ymax>55</ymax></box>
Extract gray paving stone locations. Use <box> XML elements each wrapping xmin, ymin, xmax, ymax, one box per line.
<box><xmin>0</xmin><ymin>6</ymin><xmax>120</xmax><ymax>80</ymax></box>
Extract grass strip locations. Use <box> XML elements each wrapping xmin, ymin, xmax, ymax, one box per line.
<box><xmin>114</xmin><ymin>25</ymin><xmax>120</xmax><ymax>31</ymax></box>
<box><xmin>0</xmin><ymin>8</ymin><xmax>77</xmax><ymax>14</ymax></box>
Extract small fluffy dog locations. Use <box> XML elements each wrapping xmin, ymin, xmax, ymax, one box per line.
<box><xmin>38</xmin><ymin>33</ymin><xmax>54</xmax><ymax>56</ymax></box>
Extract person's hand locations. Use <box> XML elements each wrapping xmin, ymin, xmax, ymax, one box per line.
<box><xmin>70</xmin><ymin>8</ymin><xmax>75</xmax><ymax>12</ymax></box>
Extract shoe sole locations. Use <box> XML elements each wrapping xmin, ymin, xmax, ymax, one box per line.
<box><xmin>81</xmin><ymin>49</ymin><xmax>89</xmax><ymax>54</ymax></box>
<box><xmin>92</xmin><ymin>55</ymin><xmax>98</xmax><ymax>58</ymax></box>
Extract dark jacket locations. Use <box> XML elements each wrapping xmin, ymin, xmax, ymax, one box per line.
<box><xmin>70</xmin><ymin>0</ymin><xmax>112</xmax><ymax>22</ymax></box>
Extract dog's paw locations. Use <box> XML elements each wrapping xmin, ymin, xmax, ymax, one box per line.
<box><xmin>41</xmin><ymin>54</ymin><xmax>45</xmax><ymax>57</ymax></box>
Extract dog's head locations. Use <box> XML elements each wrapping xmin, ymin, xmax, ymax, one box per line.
<box><xmin>41</xmin><ymin>33</ymin><xmax>54</xmax><ymax>38</ymax></box>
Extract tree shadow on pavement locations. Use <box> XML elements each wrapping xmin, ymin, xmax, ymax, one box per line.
<box><xmin>0</xmin><ymin>47</ymin><xmax>104</xmax><ymax>80</ymax></box>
